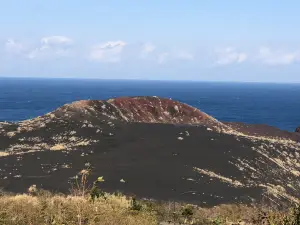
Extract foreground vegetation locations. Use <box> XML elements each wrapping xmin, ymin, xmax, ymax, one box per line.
<box><xmin>0</xmin><ymin>189</ymin><xmax>298</xmax><ymax>225</ymax></box>
<box><xmin>0</xmin><ymin>191</ymin><xmax>156</xmax><ymax>225</ymax></box>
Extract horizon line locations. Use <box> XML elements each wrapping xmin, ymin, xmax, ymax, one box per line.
<box><xmin>1</xmin><ymin>76</ymin><xmax>300</xmax><ymax>85</ymax></box>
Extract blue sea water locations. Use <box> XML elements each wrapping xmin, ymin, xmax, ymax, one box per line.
<box><xmin>0</xmin><ymin>77</ymin><xmax>299</xmax><ymax>132</ymax></box>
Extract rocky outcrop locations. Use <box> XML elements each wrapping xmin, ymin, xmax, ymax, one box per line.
<box><xmin>53</xmin><ymin>97</ymin><xmax>300</xmax><ymax>140</ymax></box>
<box><xmin>296</xmin><ymin>126</ymin><xmax>300</xmax><ymax>133</ymax></box>
<box><xmin>57</xmin><ymin>96</ymin><xmax>221</xmax><ymax>127</ymax></box>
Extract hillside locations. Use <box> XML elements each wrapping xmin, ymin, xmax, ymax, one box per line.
<box><xmin>0</xmin><ymin>96</ymin><xmax>299</xmax><ymax>207</ymax></box>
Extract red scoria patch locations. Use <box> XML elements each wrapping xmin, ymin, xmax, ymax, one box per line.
<box><xmin>109</xmin><ymin>96</ymin><xmax>210</xmax><ymax>124</ymax></box>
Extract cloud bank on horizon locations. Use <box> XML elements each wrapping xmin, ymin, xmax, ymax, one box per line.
<box><xmin>1</xmin><ymin>0</ymin><xmax>300</xmax><ymax>82</ymax></box>
<box><xmin>4</xmin><ymin>36</ymin><xmax>300</xmax><ymax>66</ymax></box>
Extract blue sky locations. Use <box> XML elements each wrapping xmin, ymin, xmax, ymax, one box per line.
<box><xmin>1</xmin><ymin>0</ymin><xmax>300</xmax><ymax>82</ymax></box>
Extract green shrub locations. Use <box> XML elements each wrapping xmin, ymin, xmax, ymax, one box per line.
<box><xmin>181</xmin><ymin>204</ymin><xmax>194</xmax><ymax>217</ymax></box>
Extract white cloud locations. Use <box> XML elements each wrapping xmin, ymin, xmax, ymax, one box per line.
<box><xmin>215</xmin><ymin>47</ymin><xmax>247</xmax><ymax>65</ymax></box>
<box><xmin>140</xmin><ymin>43</ymin><xmax>156</xmax><ymax>59</ymax></box>
<box><xmin>41</xmin><ymin>36</ymin><xmax>72</xmax><ymax>46</ymax></box>
<box><xmin>28</xmin><ymin>35</ymin><xmax>73</xmax><ymax>59</ymax></box>
<box><xmin>89</xmin><ymin>41</ymin><xmax>126</xmax><ymax>63</ymax></box>
<box><xmin>158</xmin><ymin>52</ymin><xmax>169</xmax><ymax>64</ymax></box>
<box><xmin>141</xmin><ymin>43</ymin><xmax>156</xmax><ymax>54</ymax></box>
<box><xmin>258</xmin><ymin>47</ymin><xmax>300</xmax><ymax>65</ymax></box>
<box><xmin>5</xmin><ymin>39</ymin><xmax>26</xmax><ymax>55</ymax></box>
<box><xmin>4</xmin><ymin>36</ymin><xmax>73</xmax><ymax>59</ymax></box>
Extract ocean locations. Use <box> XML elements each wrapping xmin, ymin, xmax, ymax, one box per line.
<box><xmin>0</xmin><ymin>77</ymin><xmax>299</xmax><ymax>132</ymax></box>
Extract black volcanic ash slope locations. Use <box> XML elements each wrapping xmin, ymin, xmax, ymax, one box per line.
<box><xmin>0</xmin><ymin>96</ymin><xmax>299</xmax><ymax>207</ymax></box>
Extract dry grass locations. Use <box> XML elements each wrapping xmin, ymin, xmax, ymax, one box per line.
<box><xmin>0</xmin><ymin>192</ymin><xmax>156</xmax><ymax>225</ymax></box>
<box><xmin>141</xmin><ymin>200</ymin><xmax>300</xmax><ymax>225</ymax></box>
<box><xmin>0</xmin><ymin>191</ymin><xmax>298</xmax><ymax>225</ymax></box>
<box><xmin>195</xmin><ymin>204</ymin><xmax>260</xmax><ymax>223</ymax></box>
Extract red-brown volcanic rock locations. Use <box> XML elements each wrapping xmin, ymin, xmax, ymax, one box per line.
<box><xmin>54</xmin><ymin>97</ymin><xmax>300</xmax><ymax>141</ymax></box>
<box><xmin>60</xmin><ymin>96</ymin><xmax>222</xmax><ymax>127</ymax></box>
<box><xmin>108</xmin><ymin>96</ymin><xmax>214</xmax><ymax>124</ymax></box>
